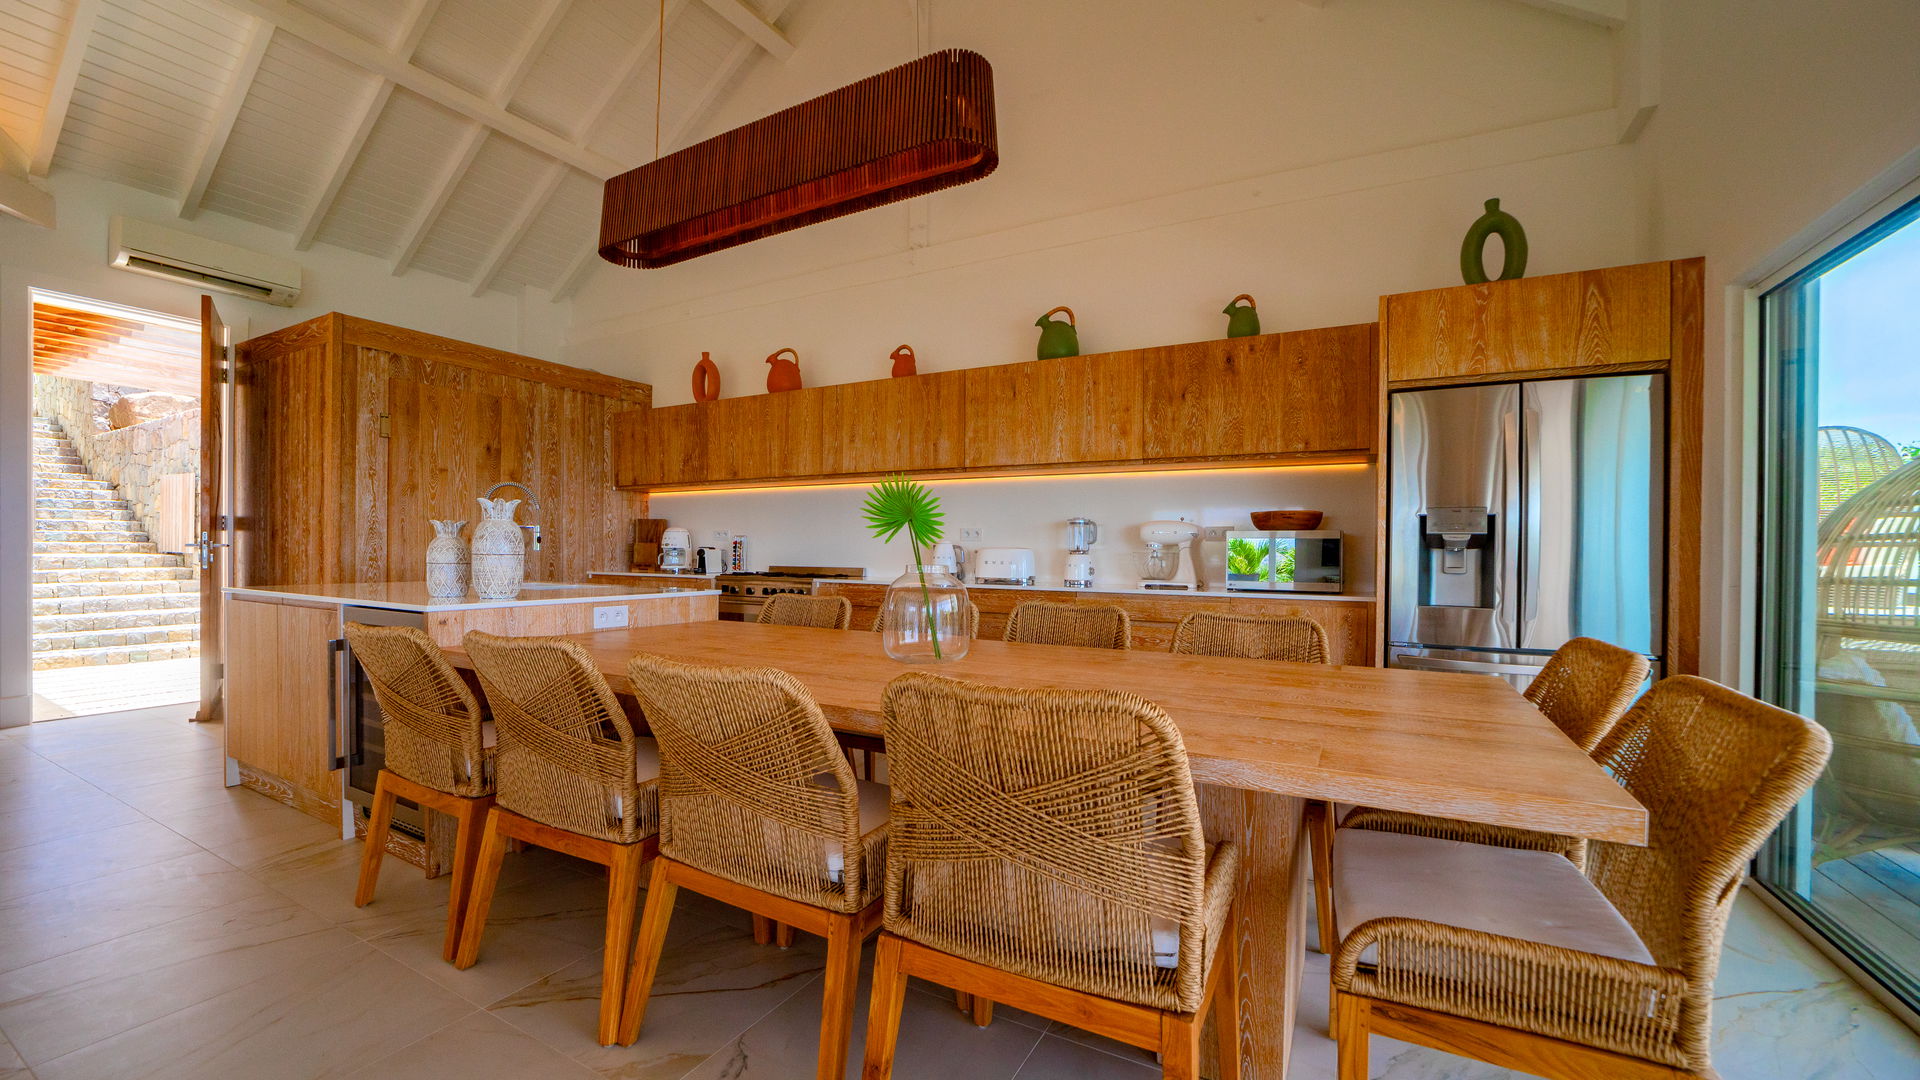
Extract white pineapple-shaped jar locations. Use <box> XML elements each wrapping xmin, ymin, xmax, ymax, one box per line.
<box><xmin>470</xmin><ymin>498</ymin><xmax>525</xmax><ymax>599</ymax></box>
<box><xmin>425</xmin><ymin>519</ymin><xmax>469</xmax><ymax>598</ymax></box>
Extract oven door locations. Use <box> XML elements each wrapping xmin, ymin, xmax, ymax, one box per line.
<box><xmin>717</xmin><ymin>596</ymin><xmax>763</xmax><ymax>622</ymax></box>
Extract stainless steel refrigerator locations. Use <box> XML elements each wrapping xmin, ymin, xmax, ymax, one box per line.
<box><xmin>1386</xmin><ymin>375</ymin><xmax>1665</xmax><ymax>684</ymax></box>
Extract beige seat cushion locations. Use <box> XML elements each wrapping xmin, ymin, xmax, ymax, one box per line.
<box><xmin>634</xmin><ymin>737</ymin><xmax>661</xmax><ymax>782</ymax></box>
<box><xmin>828</xmin><ymin>779</ymin><xmax>889</xmax><ymax>885</ymax></box>
<box><xmin>481</xmin><ymin>719</ymin><xmax>498</xmax><ymax>749</ymax></box>
<box><xmin>1333</xmin><ymin>827</ymin><xmax>1653</xmax><ymax>965</ymax></box>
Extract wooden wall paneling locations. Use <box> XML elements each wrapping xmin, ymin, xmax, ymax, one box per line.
<box><xmin>1382</xmin><ymin>262</ymin><xmax>1672</xmax><ymax>385</ymax></box>
<box><xmin>1667</xmin><ymin>257</ymin><xmax>1703</xmax><ymax>675</ymax></box>
<box><xmin>613</xmin><ymin>409</ymin><xmax>646</xmax><ymax>488</ymax></box>
<box><xmin>340</xmin><ymin>316</ymin><xmax>649</xmax><ymax>403</ymax></box>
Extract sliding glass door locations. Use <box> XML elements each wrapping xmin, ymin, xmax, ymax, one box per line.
<box><xmin>1757</xmin><ymin>195</ymin><xmax>1920</xmax><ymax>1012</ymax></box>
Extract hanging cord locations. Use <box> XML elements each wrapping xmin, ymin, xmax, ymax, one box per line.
<box><xmin>654</xmin><ymin>0</ymin><xmax>665</xmax><ymax>159</ymax></box>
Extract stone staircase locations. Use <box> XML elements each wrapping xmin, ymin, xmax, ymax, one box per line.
<box><xmin>31</xmin><ymin>416</ymin><xmax>200</xmax><ymax>670</ymax></box>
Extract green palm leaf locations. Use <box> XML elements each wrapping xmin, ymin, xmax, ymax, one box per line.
<box><xmin>861</xmin><ymin>474</ymin><xmax>944</xmax><ymax>552</ymax></box>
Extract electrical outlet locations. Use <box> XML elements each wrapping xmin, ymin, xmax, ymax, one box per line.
<box><xmin>1202</xmin><ymin>526</ymin><xmax>1229</xmax><ymax>541</ymax></box>
<box><xmin>592</xmin><ymin>605</ymin><xmax>630</xmax><ymax>629</ymax></box>
<box><xmin>958</xmin><ymin>527</ymin><xmax>982</xmax><ymax>542</ymax></box>
<box><xmin>710</xmin><ymin>530</ymin><xmax>730</xmax><ymax>542</ymax></box>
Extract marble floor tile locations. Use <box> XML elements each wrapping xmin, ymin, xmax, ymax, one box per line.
<box><xmin>1013</xmin><ymin>1033</ymin><xmax>1159</xmax><ymax>1078</ymax></box>
<box><xmin>343</xmin><ymin>1009</ymin><xmax>602</xmax><ymax>1080</ymax></box>
<box><xmin>29</xmin><ymin>934</ymin><xmax>473</xmax><ymax>1080</ymax></box>
<box><xmin>364</xmin><ymin>875</ymin><xmax>617</xmax><ymax>1007</ymax></box>
<box><xmin>104</xmin><ymin>772</ymin><xmax>254</xmax><ymax>816</ymax></box>
<box><xmin>0</xmin><ymin>892</ymin><xmax>334</xmax><ymax>1065</ymax></box>
<box><xmin>0</xmin><ymin>787</ymin><xmax>147</xmax><ymax>851</ymax></box>
<box><xmin>491</xmin><ymin>910</ymin><xmax>829</xmax><ymax>1079</ymax></box>
<box><xmin>0</xmin><ymin>819</ymin><xmax>204</xmax><ymax>904</ymax></box>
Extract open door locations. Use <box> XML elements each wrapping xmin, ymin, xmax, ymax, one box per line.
<box><xmin>194</xmin><ymin>296</ymin><xmax>228</xmax><ymax>724</ymax></box>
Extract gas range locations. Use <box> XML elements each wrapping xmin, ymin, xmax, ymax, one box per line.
<box><xmin>714</xmin><ymin>565</ymin><xmax>865</xmax><ymax>620</ymax></box>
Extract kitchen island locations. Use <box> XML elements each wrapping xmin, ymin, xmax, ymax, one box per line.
<box><xmin>219</xmin><ymin>582</ymin><xmax>718</xmax><ymax>833</ymax></box>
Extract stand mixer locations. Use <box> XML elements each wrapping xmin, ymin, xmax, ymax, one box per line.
<box><xmin>1135</xmin><ymin>520</ymin><xmax>1201</xmax><ymax>590</ymax></box>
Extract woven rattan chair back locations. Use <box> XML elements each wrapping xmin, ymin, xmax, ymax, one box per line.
<box><xmin>1169</xmin><ymin>611</ymin><xmax>1329</xmax><ymax>663</ymax></box>
<box><xmin>625</xmin><ymin>652</ymin><xmax>876</xmax><ymax>912</ymax></box>
<box><xmin>1522</xmin><ymin>636</ymin><xmax>1650</xmax><ymax>753</ymax></box>
<box><xmin>756</xmin><ymin>594</ymin><xmax>854</xmax><ymax>629</ymax></box>
<box><xmin>871</xmin><ymin>600</ymin><xmax>981</xmax><ymax>639</ymax></box>
<box><xmin>880</xmin><ymin>672</ymin><xmax>1213</xmax><ymax>1012</ymax></box>
<box><xmin>462</xmin><ymin>631</ymin><xmax>655</xmax><ymax>844</ymax></box>
<box><xmin>344</xmin><ymin>622</ymin><xmax>489</xmax><ymax>797</ymax></box>
<box><xmin>1586</xmin><ymin>675</ymin><xmax>1832</xmax><ymax>1067</ymax></box>
<box><xmin>1001</xmin><ymin>601</ymin><xmax>1131</xmax><ymax>650</ymax></box>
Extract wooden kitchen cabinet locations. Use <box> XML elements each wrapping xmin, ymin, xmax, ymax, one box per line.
<box><xmin>617</xmin><ymin>403</ymin><xmax>706</xmax><ymax>487</ymax></box>
<box><xmin>820</xmin><ymin>370</ymin><xmax>966</xmax><ymax>475</ymax></box>
<box><xmin>1140</xmin><ymin>322</ymin><xmax>1376</xmax><ymax>459</ymax></box>
<box><xmin>224</xmin><ymin>595</ymin><xmax>342</xmax><ymax>821</ymax></box>
<box><xmin>1381</xmin><ymin>261</ymin><xmax>1672</xmax><ymax>385</ymax></box>
<box><xmin>963</xmin><ymin>351</ymin><xmax>1144</xmax><ymax>469</ymax></box>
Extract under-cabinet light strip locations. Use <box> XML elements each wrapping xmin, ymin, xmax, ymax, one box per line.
<box><xmin>649</xmin><ymin>462</ymin><xmax>1370</xmax><ymax>496</ymax></box>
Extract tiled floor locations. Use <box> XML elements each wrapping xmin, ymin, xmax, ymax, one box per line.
<box><xmin>0</xmin><ymin>711</ymin><xmax>1916</xmax><ymax>1079</ymax></box>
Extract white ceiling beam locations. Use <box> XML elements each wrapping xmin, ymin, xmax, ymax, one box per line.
<box><xmin>178</xmin><ymin>19</ymin><xmax>275</xmax><ymax>219</ymax></box>
<box><xmin>697</xmin><ymin>0</ymin><xmax>795</xmax><ymax>61</ymax></box>
<box><xmin>31</xmin><ymin>0</ymin><xmax>103</xmax><ymax>176</ymax></box>
<box><xmin>0</xmin><ymin>130</ymin><xmax>55</xmax><ymax>227</ymax></box>
<box><xmin>1509</xmin><ymin>0</ymin><xmax>1628</xmax><ymax>28</ymax></box>
<box><xmin>574</xmin><ymin>0</ymin><xmax>689</xmax><ymax>144</ymax></box>
<box><xmin>294</xmin><ymin>79</ymin><xmax>394</xmax><ymax>249</ymax></box>
<box><xmin>1614</xmin><ymin>0</ymin><xmax>1658</xmax><ymax>142</ymax></box>
<box><xmin>664</xmin><ymin>0</ymin><xmax>794</xmax><ymax>150</ymax></box>
<box><xmin>391</xmin><ymin>122</ymin><xmax>486</xmax><ymax>276</ymax></box>
<box><xmin>215</xmin><ymin>0</ymin><xmax>624</xmax><ymax>178</ymax></box>
<box><xmin>392</xmin><ymin>0</ymin><xmax>444</xmax><ymax>56</ymax></box>
<box><xmin>550</xmin><ymin>239</ymin><xmax>600</xmax><ymax>302</ymax></box>
<box><xmin>494</xmin><ymin>0</ymin><xmax>574</xmax><ymax>107</ymax></box>
<box><xmin>470</xmin><ymin>161</ymin><xmax>568</xmax><ymax>295</ymax></box>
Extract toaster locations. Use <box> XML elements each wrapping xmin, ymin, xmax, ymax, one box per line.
<box><xmin>972</xmin><ymin>547</ymin><xmax>1036</xmax><ymax>586</ymax></box>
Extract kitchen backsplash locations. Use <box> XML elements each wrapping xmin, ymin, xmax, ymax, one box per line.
<box><xmin>647</xmin><ymin>465</ymin><xmax>1376</xmax><ymax>593</ymax></box>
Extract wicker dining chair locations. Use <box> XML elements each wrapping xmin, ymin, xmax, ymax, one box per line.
<box><xmin>616</xmin><ymin>653</ymin><xmax>888</xmax><ymax>1080</ymax></box>
<box><xmin>454</xmin><ymin>631</ymin><xmax>661</xmax><ymax>1045</ymax></box>
<box><xmin>1330</xmin><ymin>675</ymin><xmax>1831</xmax><ymax>1080</ymax></box>
<box><xmin>861</xmin><ymin>672</ymin><xmax>1241</xmax><ymax>1080</ymax></box>
<box><xmin>1169</xmin><ymin>610</ymin><xmax>1329</xmax><ymax>662</ymax></box>
<box><xmin>345</xmin><ymin>622</ymin><xmax>494</xmax><ymax>963</ymax></box>
<box><xmin>1313</xmin><ymin>636</ymin><xmax>1648</xmax><ymax>956</ymax></box>
<box><xmin>757</xmin><ymin>594</ymin><xmax>854</xmax><ymax>630</ymax></box>
<box><xmin>871</xmin><ymin>599</ymin><xmax>981</xmax><ymax>639</ymax></box>
<box><xmin>1001</xmin><ymin>600</ymin><xmax>1131</xmax><ymax>649</ymax></box>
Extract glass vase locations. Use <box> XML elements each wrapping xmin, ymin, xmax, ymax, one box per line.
<box><xmin>881</xmin><ymin>564</ymin><xmax>971</xmax><ymax>664</ymax></box>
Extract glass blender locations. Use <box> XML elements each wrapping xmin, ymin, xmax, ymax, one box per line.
<box><xmin>1065</xmin><ymin>517</ymin><xmax>1097</xmax><ymax>588</ymax></box>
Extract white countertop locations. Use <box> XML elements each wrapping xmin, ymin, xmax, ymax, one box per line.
<box><xmin>225</xmin><ymin>581</ymin><xmax>720</xmax><ymax>612</ymax></box>
<box><xmin>821</xmin><ymin>577</ymin><xmax>1377</xmax><ymax>602</ymax></box>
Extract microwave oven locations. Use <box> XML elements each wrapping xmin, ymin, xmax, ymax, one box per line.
<box><xmin>1224</xmin><ymin>530</ymin><xmax>1344</xmax><ymax>593</ymax></box>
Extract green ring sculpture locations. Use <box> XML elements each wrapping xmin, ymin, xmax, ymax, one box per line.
<box><xmin>1460</xmin><ymin>198</ymin><xmax>1529</xmax><ymax>284</ymax></box>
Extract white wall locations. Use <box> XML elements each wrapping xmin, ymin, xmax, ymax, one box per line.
<box><xmin>1642</xmin><ymin>0</ymin><xmax>1920</xmax><ymax>685</ymax></box>
<box><xmin>565</xmin><ymin>0</ymin><xmax>1646</xmax><ymax>592</ymax></box>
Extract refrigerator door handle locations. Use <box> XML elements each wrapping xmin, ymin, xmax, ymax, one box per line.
<box><xmin>1500</xmin><ymin>395</ymin><xmax>1524</xmax><ymax>648</ymax></box>
<box><xmin>1521</xmin><ymin>393</ymin><xmax>1542</xmax><ymax>625</ymax></box>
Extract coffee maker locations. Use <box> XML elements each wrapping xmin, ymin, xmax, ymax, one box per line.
<box><xmin>1064</xmin><ymin>517</ymin><xmax>1097</xmax><ymax>588</ymax></box>
<box><xmin>659</xmin><ymin>527</ymin><xmax>692</xmax><ymax>573</ymax></box>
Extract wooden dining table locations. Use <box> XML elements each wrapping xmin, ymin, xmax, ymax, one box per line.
<box><xmin>442</xmin><ymin>620</ymin><xmax>1646</xmax><ymax>1080</ymax></box>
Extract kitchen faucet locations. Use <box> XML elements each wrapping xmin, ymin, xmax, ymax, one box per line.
<box><xmin>482</xmin><ymin>481</ymin><xmax>543</xmax><ymax>551</ymax></box>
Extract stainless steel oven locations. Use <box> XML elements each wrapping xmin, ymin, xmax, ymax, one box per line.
<box><xmin>714</xmin><ymin>565</ymin><xmax>866</xmax><ymax>621</ymax></box>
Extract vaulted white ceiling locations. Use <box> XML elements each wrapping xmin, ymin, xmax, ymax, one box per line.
<box><xmin>0</xmin><ymin>0</ymin><xmax>798</xmax><ymax>299</ymax></box>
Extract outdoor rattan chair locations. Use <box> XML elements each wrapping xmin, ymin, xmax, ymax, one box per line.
<box><xmin>870</xmin><ymin>599</ymin><xmax>981</xmax><ymax>639</ymax></box>
<box><xmin>454</xmin><ymin>631</ymin><xmax>662</xmax><ymax>1045</ymax></box>
<box><xmin>1330</xmin><ymin>675</ymin><xmax>1831</xmax><ymax>1080</ymax></box>
<box><xmin>1170</xmin><ymin>610</ymin><xmax>1330</xmax><ymax>662</ymax></box>
<box><xmin>860</xmin><ymin>672</ymin><xmax>1241</xmax><ymax>1080</ymax></box>
<box><xmin>616</xmin><ymin>653</ymin><xmax>888</xmax><ymax>1079</ymax></box>
<box><xmin>756</xmin><ymin>594</ymin><xmax>853</xmax><ymax>629</ymax></box>
<box><xmin>1316</xmin><ymin>636</ymin><xmax>1648</xmax><ymax>956</ymax></box>
<box><xmin>345</xmin><ymin>622</ymin><xmax>494</xmax><ymax>963</ymax></box>
<box><xmin>1001</xmin><ymin>600</ymin><xmax>1131</xmax><ymax>649</ymax></box>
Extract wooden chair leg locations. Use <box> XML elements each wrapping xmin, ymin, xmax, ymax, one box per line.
<box><xmin>859</xmin><ymin>934</ymin><xmax>910</xmax><ymax>1080</ymax></box>
<box><xmin>816</xmin><ymin>915</ymin><xmax>863</xmax><ymax>1080</ymax></box>
<box><xmin>1307</xmin><ymin>799</ymin><xmax>1336</xmax><ymax>954</ymax></box>
<box><xmin>1333</xmin><ymin>991</ymin><xmax>1369</xmax><ymax>1080</ymax></box>
<box><xmin>598</xmin><ymin>842</ymin><xmax>648</xmax><ymax>1045</ymax></box>
<box><xmin>1212</xmin><ymin>918</ymin><xmax>1242</xmax><ymax>1080</ymax></box>
<box><xmin>1159</xmin><ymin>1011</ymin><xmax>1203</xmax><ymax>1080</ymax></box>
<box><xmin>952</xmin><ymin>989</ymin><xmax>972</xmax><ymax>1012</ymax></box>
<box><xmin>775</xmin><ymin>921</ymin><xmax>796</xmax><ymax>948</ymax></box>
<box><xmin>453</xmin><ymin>809</ymin><xmax>509</xmax><ymax>970</ymax></box>
<box><xmin>752</xmin><ymin>914</ymin><xmax>774</xmax><ymax>945</ymax></box>
<box><xmin>970</xmin><ymin>996</ymin><xmax>993</xmax><ymax>1028</ymax></box>
<box><xmin>441</xmin><ymin>795</ymin><xmax>492</xmax><ymax>963</ymax></box>
<box><xmin>352</xmin><ymin>770</ymin><xmax>398</xmax><ymax>908</ymax></box>
<box><xmin>616</xmin><ymin>857</ymin><xmax>679</xmax><ymax>1045</ymax></box>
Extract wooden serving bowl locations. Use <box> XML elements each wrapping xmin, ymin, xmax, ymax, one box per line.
<box><xmin>1250</xmin><ymin>510</ymin><xmax>1323</xmax><ymax>531</ymax></box>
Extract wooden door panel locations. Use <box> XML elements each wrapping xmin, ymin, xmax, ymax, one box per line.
<box><xmin>197</xmin><ymin>296</ymin><xmax>225</xmax><ymax>723</ymax></box>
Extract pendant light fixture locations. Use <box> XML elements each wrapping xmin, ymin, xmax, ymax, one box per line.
<box><xmin>598</xmin><ymin>47</ymin><xmax>997</xmax><ymax>269</ymax></box>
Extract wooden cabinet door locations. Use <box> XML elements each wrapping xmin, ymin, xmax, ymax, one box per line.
<box><xmin>964</xmin><ymin>353</ymin><xmax>1143</xmax><ymax>469</ymax></box>
<box><xmin>1383</xmin><ymin>261</ymin><xmax>1671</xmax><ymax>384</ymax></box>
<box><xmin>613</xmin><ymin>409</ymin><xmax>646</xmax><ymax>488</ymax></box>
<box><xmin>704</xmin><ymin>396</ymin><xmax>771</xmax><ymax>482</ymax></box>
<box><xmin>821</xmin><ymin>371</ymin><xmax>966</xmax><ymax>475</ymax></box>
<box><xmin>224</xmin><ymin>596</ymin><xmax>341</xmax><ymax>818</ymax></box>
<box><xmin>1141</xmin><ymin>324</ymin><xmax>1375</xmax><ymax>459</ymax></box>
<box><xmin>650</xmin><ymin>404</ymin><xmax>708</xmax><ymax>486</ymax></box>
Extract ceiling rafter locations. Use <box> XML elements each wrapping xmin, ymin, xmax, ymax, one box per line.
<box><xmin>574</xmin><ymin>0</ymin><xmax>691</xmax><ymax>144</ymax></box>
<box><xmin>31</xmin><ymin>0</ymin><xmax>103</xmax><ymax>176</ymax></box>
<box><xmin>1509</xmin><ymin>0</ymin><xmax>1628</xmax><ymax>27</ymax></box>
<box><xmin>391</xmin><ymin>122</ymin><xmax>487</xmax><ymax>276</ymax></box>
<box><xmin>214</xmin><ymin>0</ymin><xmax>624</xmax><ymax>178</ymax></box>
<box><xmin>667</xmin><ymin>0</ymin><xmax>798</xmax><ymax>150</ymax></box>
<box><xmin>550</xmin><ymin>239</ymin><xmax>601</xmax><ymax>302</ymax></box>
<box><xmin>494</xmin><ymin>0</ymin><xmax>576</xmax><ymax>107</ymax></box>
<box><xmin>293</xmin><ymin>79</ymin><xmax>395</xmax><ymax>250</ymax></box>
<box><xmin>471</xmin><ymin>161</ymin><xmax>569</xmax><ymax>295</ymax></box>
<box><xmin>697</xmin><ymin>0</ymin><xmax>795</xmax><ymax>61</ymax></box>
<box><xmin>178</xmin><ymin>18</ymin><xmax>276</xmax><ymax>220</ymax></box>
<box><xmin>393</xmin><ymin>0</ymin><xmax>445</xmax><ymax>56</ymax></box>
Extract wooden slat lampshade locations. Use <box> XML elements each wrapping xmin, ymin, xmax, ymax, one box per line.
<box><xmin>599</xmin><ymin>49</ymin><xmax>997</xmax><ymax>268</ymax></box>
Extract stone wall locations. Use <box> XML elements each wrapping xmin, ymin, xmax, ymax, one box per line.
<box><xmin>31</xmin><ymin>374</ymin><xmax>199</xmax><ymax>543</ymax></box>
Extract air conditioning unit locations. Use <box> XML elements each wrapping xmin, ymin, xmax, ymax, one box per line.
<box><xmin>108</xmin><ymin>216</ymin><xmax>302</xmax><ymax>307</ymax></box>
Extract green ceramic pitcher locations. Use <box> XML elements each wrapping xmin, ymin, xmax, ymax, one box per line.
<box><xmin>1223</xmin><ymin>294</ymin><xmax>1260</xmax><ymax>338</ymax></box>
<box><xmin>1035</xmin><ymin>306</ymin><xmax>1079</xmax><ymax>360</ymax></box>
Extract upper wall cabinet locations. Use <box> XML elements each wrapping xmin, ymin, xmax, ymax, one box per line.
<box><xmin>615</xmin><ymin>323</ymin><xmax>1376</xmax><ymax>490</ymax></box>
<box><xmin>1380</xmin><ymin>261</ymin><xmax>1672</xmax><ymax>385</ymax></box>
